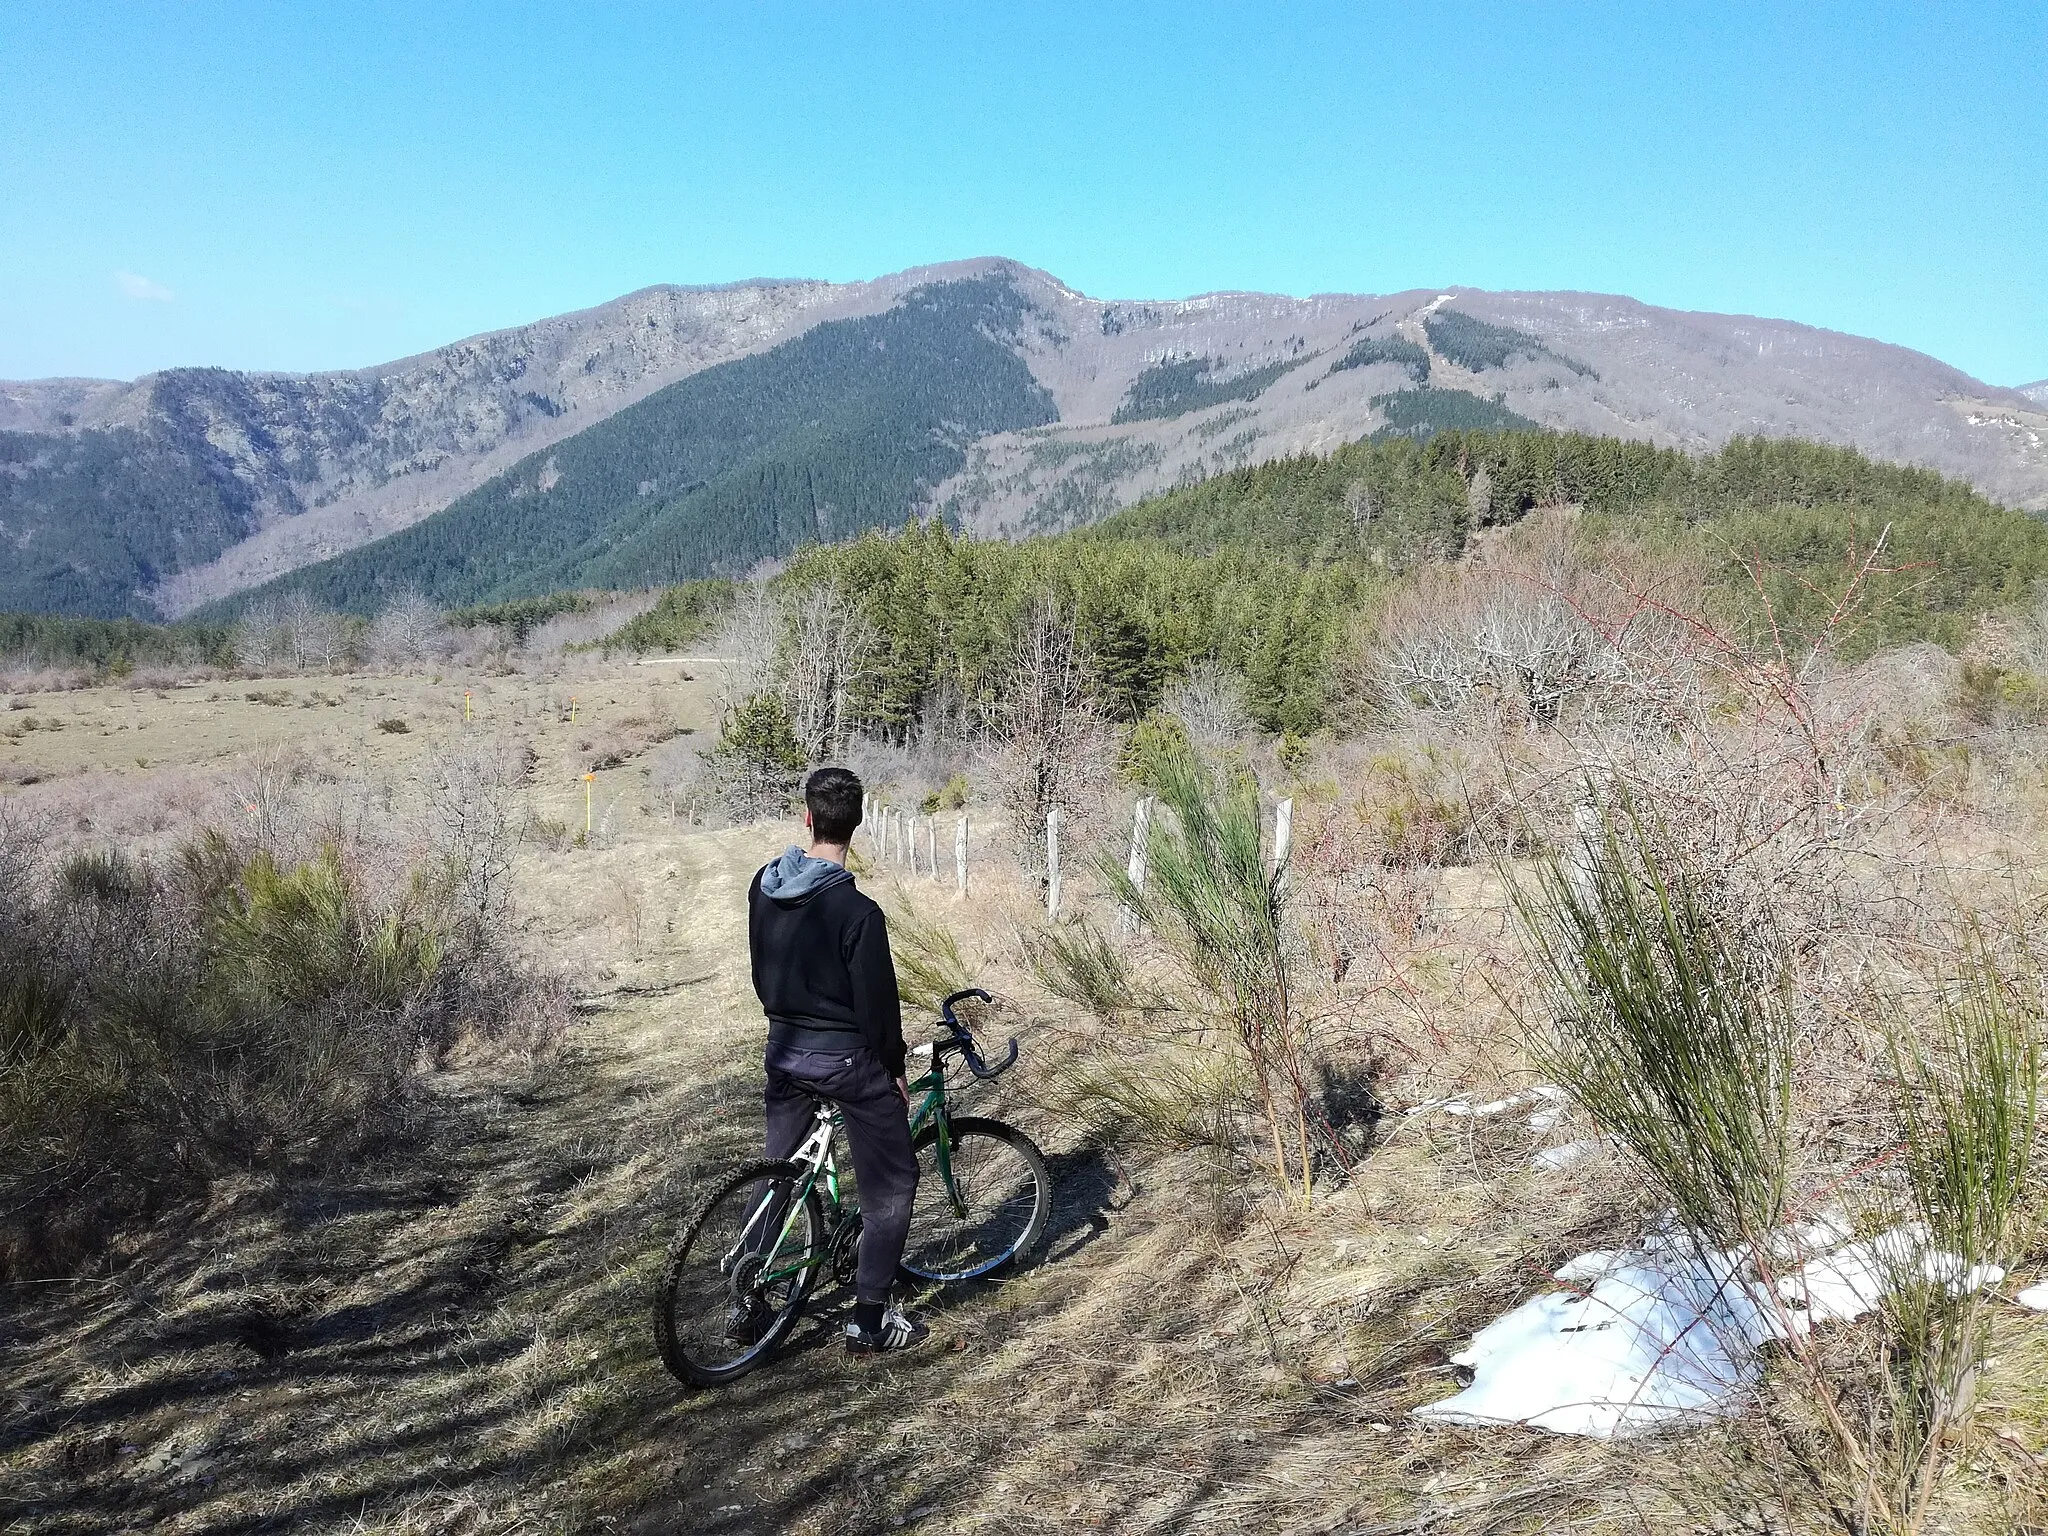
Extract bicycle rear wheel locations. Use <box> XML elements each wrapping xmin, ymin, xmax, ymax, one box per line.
<box><xmin>654</xmin><ymin>1159</ymin><xmax>823</xmax><ymax>1387</ymax></box>
<box><xmin>900</xmin><ymin>1117</ymin><xmax>1051</xmax><ymax>1283</ymax></box>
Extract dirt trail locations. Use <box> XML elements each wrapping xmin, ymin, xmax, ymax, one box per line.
<box><xmin>0</xmin><ymin>816</ymin><xmax>1158</xmax><ymax>1535</ymax></box>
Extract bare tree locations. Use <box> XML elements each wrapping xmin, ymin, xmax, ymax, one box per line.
<box><xmin>369</xmin><ymin>588</ymin><xmax>447</xmax><ymax>669</ymax></box>
<box><xmin>781</xmin><ymin>583</ymin><xmax>878</xmax><ymax>760</ymax></box>
<box><xmin>710</xmin><ymin>583</ymin><xmax>784</xmax><ymax>720</ymax></box>
<box><xmin>988</xmin><ymin>598</ymin><xmax>1110</xmax><ymax>873</ymax></box>
<box><xmin>235</xmin><ymin>591</ymin><xmax>350</xmax><ymax>673</ymax></box>
<box><xmin>1163</xmin><ymin>660</ymin><xmax>1254</xmax><ymax>751</ymax></box>
<box><xmin>1376</xmin><ymin>518</ymin><xmax>1620</xmax><ymax>725</ymax></box>
<box><xmin>425</xmin><ymin>735</ymin><xmax>528</xmax><ymax>933</ymax></box>
<box><xmin>233</xmin><ymin>596</ymin><xmax>283</xmax><ymax>671</ymax></box>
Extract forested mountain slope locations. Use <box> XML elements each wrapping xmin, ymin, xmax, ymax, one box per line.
<box><xmin>218</xmin><ymin>277</ymin><xmax>1057</xmax><ymax>612</ymax></box>
<box><xmin>0</xmin><ymin>276</ymin><xmax>901</xmax><ymax>615</ymax></box>
<box><xmin>1084</xmin><ymin>429</ymin><xmax>2048</xmax><ymax>655</ymax></box>
<box><xmin>5</xmin><ymin>259</ymin><xmax>2044</xmax><ymax>618</ymax></box>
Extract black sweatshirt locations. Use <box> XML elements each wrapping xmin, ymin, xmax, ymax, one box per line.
<box><xmin>747</xmin><ymin>867</ymin><xmax>907</xmax><ymax>1078</ymax></box>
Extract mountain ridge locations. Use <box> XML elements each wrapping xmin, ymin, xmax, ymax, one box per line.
<box><xmin>3</xmin><ymin>258</ymin><xmax>2045</xmax><ymax>618</ymax></box>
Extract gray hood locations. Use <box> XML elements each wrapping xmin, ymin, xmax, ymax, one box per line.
<box><xmin>757</xmin><ymin>845</ymin><xmax>855</xmax><ymax>905</ymax></box>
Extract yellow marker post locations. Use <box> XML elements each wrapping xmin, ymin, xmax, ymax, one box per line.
<box><xmin>583</xmin><ymin>771</ymin><xmax>595</xmax><ymax>836</ymax></box>
<box><xmin>464</xmin><ymin>689</ymin><xmax>472</xmax><ymax>722</ymax></box>
<box><xmin>570</xmin><ymin>696</ymin><xmax>578</xmax><ymax>724</ymax></box>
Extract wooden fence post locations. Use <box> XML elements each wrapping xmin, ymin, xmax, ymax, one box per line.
<box><xmin>1273</xmin><ymin>797</ymin><xmax>1294</xmax><ymax>890</ymax></box>
<box><xmin>1046</xmin><ymin>807</ymin><xmax>1062</xmax><ymax>919</ymax></box>
<box><xmin>955</xmin><ymin>814</ymin><xmax>969</xmax><ymax>897</ymax></box>
<box><xmin>926</xmin><ymin>815</ymin><xmax>939</xmax><ymax>883</ymax></box>
<box><xmin>880</xmin><ymin>805</ymin><xmax>892</xmax><ymax>863</ymax></box>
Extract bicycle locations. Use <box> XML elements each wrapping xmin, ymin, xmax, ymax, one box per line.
<box><xmin>654</xmin><ymin>988</ymin><xmax>1052</xmax><ymax>1387</ymax></box>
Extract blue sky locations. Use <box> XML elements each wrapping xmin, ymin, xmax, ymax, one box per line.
<box><xmin>4</xmin><ymin>1</ymin><xmax>2043</xmax><ymax>386</ymax></box>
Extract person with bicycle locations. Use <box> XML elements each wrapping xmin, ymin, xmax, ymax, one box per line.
<box><xmin>747</xmin><ymin>765</ymin><xmax>928</xmax><ymax>1355</ymax></box>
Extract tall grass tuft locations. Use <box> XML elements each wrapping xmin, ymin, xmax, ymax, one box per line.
<box><xmin>1101</xmin><ymin>743</ymin><xmax>1313</xmax><ymax>1195</ymax></box>
<box><xmin>887</xmin><ymin>905</ymin><xmax>972</xmax><ymax>1015</ymax></box>
<box><xmin>1042</xmin><ymin>1044</ymin><xmax>1250</xmax><ymax>1154</ymax></box>
<box><xmin>1519</xmin><ymin>805</ymin><xmax>2041</xmax><ymax>1533</ymax></box>
<box><xmin>1515</xmin><ymin>801</ymin><xmax>1795</xmax><ymax>1249</ymax></box>
<box><xmin>1845</xmin><ymin>946</ymin><xmax>2040</xmax><ymax>1532</ymax></box>
<box><xmin>1025</xmin><ymin>915</ymin><xmax>1169</xmax><ymax>1027</ymax></box>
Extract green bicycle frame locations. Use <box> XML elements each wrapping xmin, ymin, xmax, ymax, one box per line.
<box><xmin>747</xmin><ymin>1051</ymin><xmax>968</xmax><ymax>1288</ymax></box>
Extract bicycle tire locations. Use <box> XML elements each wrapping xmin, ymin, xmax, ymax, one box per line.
<box><xmin>654</xmin><ymin>1158</ymin><xmax>823</xmax><ymax>1388</ymax></box>
<box><xmin>900</xmin><ymin>1117</ymin><xmax>1052</xmax><ymax>1284</ymax></box>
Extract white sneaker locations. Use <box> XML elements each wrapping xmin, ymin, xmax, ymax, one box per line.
<box><xmin>845</xmin><ymin>1307</ymin><xmax>929</xmax><ymax>1355</ymax></box>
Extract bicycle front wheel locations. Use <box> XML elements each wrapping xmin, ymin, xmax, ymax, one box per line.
<box><xmin>900</xmin><ymin>1117</ymin><xmax>1051</xmax><ymax>1283</ymax></box>
<box><xmin>654</xmin><ymin>1159</ymin><xmax>823</xmax><ymax>1388</ymax></box>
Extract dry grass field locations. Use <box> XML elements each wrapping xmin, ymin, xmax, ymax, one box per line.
<box><xmin>0</xmin><ymin>641</ymin><xmax>2045</xmax><ymax>1536</ymax></box>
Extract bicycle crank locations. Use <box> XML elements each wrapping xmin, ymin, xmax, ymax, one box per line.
<box><xmin>825</xmin><ymin>1214</ymin><xmax>863</xmax><ymax>1287</ymax></box>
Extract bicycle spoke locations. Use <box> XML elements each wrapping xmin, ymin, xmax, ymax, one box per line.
<box><xmin>901</xmin><ymin>1121</ymin><xmax>1049</xmax><ymax>1283</ymax></box>
<box><xmin>656</xmin><ymin>1163</ymin><xmax>822</xmax><ymax>1386</ymax></box>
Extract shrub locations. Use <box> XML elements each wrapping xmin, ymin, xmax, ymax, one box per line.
<box><xmin>1517</xmin><ymin>800</ymin><xmax>1795</xmax><ymax>1246</ymax></box>
<box><xmin>0</xmin><ymin>829</ymin><xmax>564</xmax><ymax>1278</ymax></box>
<box><xmin>376</xmin><ymin>717</ymin><xmax>411</xmax><ymax>734</ymax></box>
<box><xmin>1103</xmin><ymin>742</ymin><xmax>1315</xmax><ymax>1195</ymax></box>
<box><xmin>1957</xmin><ymin>661</ymin><xmax>2047</xmax><ymax>726</ymax></box>
<box><xmin>920</xmin><ymin>772</ymin><xmax>969</xmax><ymax>814</ymax></box>
<box><xmin>1119</xmin><ymin>711</ymin><xmax>1192</xmax><ymax>788</ymax></box>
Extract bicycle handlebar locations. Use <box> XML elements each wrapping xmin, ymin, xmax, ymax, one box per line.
<box><xmin>938</xmin><ymin>987</ymin><xmax>992</xmax><ymax>1024</ymax></box>
<box><xmin>935</xmin><ymin>988</ymin><xmax>1017</xmax><ymax>1080</ymax></box>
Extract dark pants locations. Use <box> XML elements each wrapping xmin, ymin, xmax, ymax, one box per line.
<box><xmin>764</xmin><ymin>1041</ymin><xmax>919</xmax><ymax>1305</ymax></box>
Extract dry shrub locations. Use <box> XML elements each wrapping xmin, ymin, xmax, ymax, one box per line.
<box><xmin>0</xmin><ymin>735</ymin><xmax>563</xmax><ymax>1279</ymax></box>
<box><xmin>0</xmin><ymin>821</ymin><xmax>565</xmax><ymax>1279</ymax></box>
<box><xmin>844</xmin><ymin>733</ymin><xmax>976</xmax><ymax>822</ymax></box>
<box><xmin>647</xmin><ymin>734</ymin><xmax>714</xmax><ymax>824</ymax></box>
<box><xmin>0</xmin><ymin>663</ymin><xmax>91</xmax><ymax>694</ymax></box>
<box><xmin>1370</xmin><ymin>514</ymin><xmax>1700</xmax><ymax>728</ymax></box>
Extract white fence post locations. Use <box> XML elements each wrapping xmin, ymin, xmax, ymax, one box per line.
<box><xmin>879</xmin><ymin>805</ymin><xmax>892</xmax><ymax>863</ymax></box>
<box><xmin>926</xmin><ymin>815</ymin><xmax>939</xmax><ymax>883</ymax></box>
<box><xmin>862</xmin><ymin>793</ymin><xmax>872</xmax><ymax>848</ymax></box>
<box><xmin>1273</xmin><ymin>797</ymin><xmax>1294</xmax><ymax>890</ymax></box>
<box><xmin>1045</xmin><ymin>806</ymin><xmax>1062</xmax><ymax>919</ymax></box>
<box><xmin>900</xmin><ymin>807</ymin><xmax>913</xmax><ymax>872</ymax></box>
<box><xmin>1121</xmin><ymin>796</ymin><xmax>1153</xmax><ymax>934</ymax></box>
<box><xmin>955</xmin><ymin>814</ymin><xmax>969</xmax><ymax>897</ymax></box>
<box><xmin>1567</xmin><ymin>801</ymin><xmax>1602</xmax><ymax>909</ymax></box>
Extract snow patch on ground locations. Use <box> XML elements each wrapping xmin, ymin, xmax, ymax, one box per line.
<box><xmin>1413</xmin><ymin>1222</ymin><xmax>2003</xmax><ymax>1439</ymax></box>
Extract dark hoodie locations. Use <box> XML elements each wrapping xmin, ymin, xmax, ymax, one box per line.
<box><xmin>747</xmin><ymin>847</ymin><xmax>907</xmax><ymax>1077</ymax></box>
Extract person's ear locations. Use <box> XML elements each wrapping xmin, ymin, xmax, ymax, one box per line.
<box><xmin>803</xmin><ymin>807</ymin><xmax>814</xmax><ymax>830</ymax></box>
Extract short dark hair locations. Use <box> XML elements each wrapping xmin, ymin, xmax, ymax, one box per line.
<box><xmin>804</xmin><ymin>765</ymin><xmax>864</xmax><ymax>843</ymax></box>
